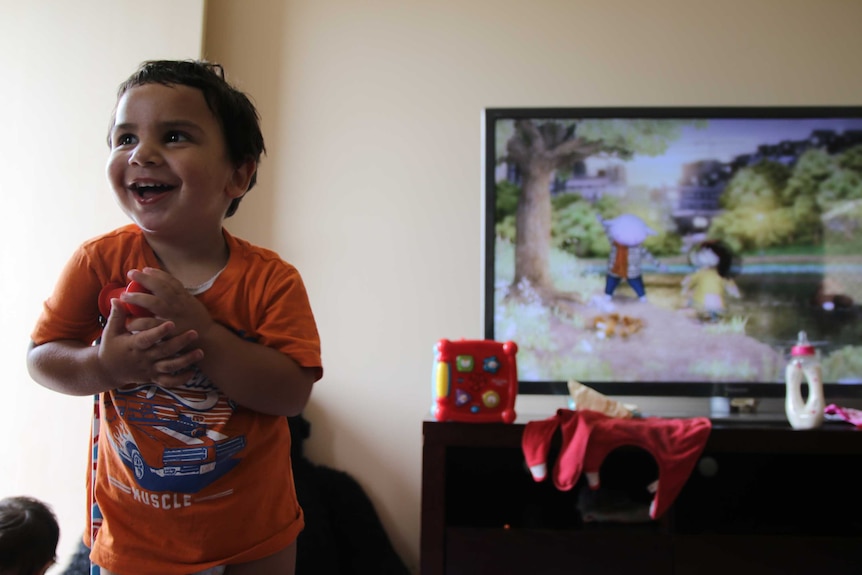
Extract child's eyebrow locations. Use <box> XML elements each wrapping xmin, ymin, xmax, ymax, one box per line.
<box><xmin>111</xmin><ymin>120</ymin><xmax>204</xmax><ymax>134</ymax></box>
<box><xmin>158</xmin><ymin>120</ymin><xmax>204</xmax><ymax>133</ymax></box>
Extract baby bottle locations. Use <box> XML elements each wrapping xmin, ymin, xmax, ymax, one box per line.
<box><xmin>784</xmin><ymin>331</ymin><xmax>825</xmax><ymax>430</ymax></box>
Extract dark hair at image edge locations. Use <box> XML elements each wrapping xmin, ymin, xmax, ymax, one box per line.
<box><xmin>0</xmin><ymin>496</ymin><xmax>60</xmax><ymax>575</ymax></box>
<box><xmin>110</xmin><ymin>59</ymin><xmax>267</xmax><ymax>218</ymax></box>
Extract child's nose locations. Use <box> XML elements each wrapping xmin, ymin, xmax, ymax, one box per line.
<box><xmin>128</xmin><ymin>141</ymin><xmax>163</xmax><ymax>166</ymax></box>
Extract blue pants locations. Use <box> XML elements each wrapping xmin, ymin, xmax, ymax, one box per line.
<box><xmin>605</xmin><ymin>275</ymin><xmax>645</xmax><ymax>298</ymax></box>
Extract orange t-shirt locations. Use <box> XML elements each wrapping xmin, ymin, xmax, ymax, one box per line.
<box><xmin>31</xmin><ymin>225</ymin><xmax>322</xmax><ymax>574</ymax></box>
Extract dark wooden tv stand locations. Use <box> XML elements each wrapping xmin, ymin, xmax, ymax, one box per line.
<box><xmin>420</xmin><ymin>416</ymin><xmax>862</xmax><ymax>575</ymax></box>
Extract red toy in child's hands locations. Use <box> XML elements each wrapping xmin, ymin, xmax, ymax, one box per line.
<box><xmin>98</xmin><ymin>280</ymin><xmax>153</xmax><ymax>318</ymax></box>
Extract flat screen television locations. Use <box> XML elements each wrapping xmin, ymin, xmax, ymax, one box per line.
<box><xmin>483</xmin><ymin>106</ymin><xmax>862</xmax><ymax>400</ymax></box>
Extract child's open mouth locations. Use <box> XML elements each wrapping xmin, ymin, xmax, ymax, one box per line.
<box><xmin>129</xmin><ymin>182</ymin><xmax>176</xmax><ymax>202</ymax></box>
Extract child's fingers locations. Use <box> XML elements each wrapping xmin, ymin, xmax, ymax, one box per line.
<box><xmin>152</xmin><ymin>349</ymin><xmax>205</xmax><ymax>387</ymax></box>
<box><xmin>149</xmin><ymin>330</ymin><xmax>199</xmax><ymax>358</ymax></box>
<box><xmin>126</xmin><ymin>316</ymin><xmax>167</xmax><ymax>333</ymax></box>
<box><xmin>133</xmin><ymin>321</ymin><xmax>178</xmax><ymax>350</ymax></box>
<box><xmin>102</xmin><ymin>299</ymin><xmax>129</xmax><ymax>338</ymax></box>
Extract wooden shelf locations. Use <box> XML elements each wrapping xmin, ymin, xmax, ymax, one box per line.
<box><xmin>421</xmin><ymin>418</ymin><xmax>862</xmax><ymax>575</ymax></box>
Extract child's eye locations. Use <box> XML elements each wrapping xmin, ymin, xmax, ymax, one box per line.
<box><xmin>166</xmin><ymin>132</ymin><xmax>190</xmax><ymax>143</ymax></box>
<box><xmin>114</xmin><ymin>134</ymin><xmax>136</xmax><ymax>147</ymax></box>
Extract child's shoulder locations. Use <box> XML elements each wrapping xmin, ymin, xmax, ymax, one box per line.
<box><xmin>225</xmin><ymin>230</ymin><xmax>296</xmax><ymax>271</ymax></box>
<box><xmin>79</xmin><ymin>224</ymin><xmax>143</xmax><ymax>251</ymax></box>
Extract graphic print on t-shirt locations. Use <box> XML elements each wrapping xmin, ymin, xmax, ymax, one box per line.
<box><xmin>104</xmin><ymin>370</ymin><xmax>246</xmax><ymax>494</ymax></box>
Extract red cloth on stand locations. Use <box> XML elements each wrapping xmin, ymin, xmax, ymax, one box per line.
<box><xmin>522</xmin><ymin>409</ymin><xmax>712</xmax><ymax>519</ymax></box>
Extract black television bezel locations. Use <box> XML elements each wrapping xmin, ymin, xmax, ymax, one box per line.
<box><xmin>483</xmin><ymin>105</ymin><xmax>862</xmax><ymax>399</ymax></box>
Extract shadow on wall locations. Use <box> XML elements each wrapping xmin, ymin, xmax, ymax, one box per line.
<box><xmin>204</xmin><ymin>0</ymin><xmax>289</xmax><ymax>251</ymax></box>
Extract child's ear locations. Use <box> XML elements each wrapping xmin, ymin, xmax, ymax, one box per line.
<box><xmin>227</xmin><ymin>159</ymin><xmax>257</xmax><ymax>199</ymax></box>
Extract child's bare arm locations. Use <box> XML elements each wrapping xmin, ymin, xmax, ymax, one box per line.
<box><xmin>124</xmin><ymin>267</ymin><xmax>317</xmax><ymax>417</ymax></box>
<box><xmin>27</xmin><ymin>300</ymin><xmax>202</xmax><ymax>396</ymax></box>
<box><xmin>195</xmin><ymin>323</ymin><xmax>317</xmax><ymax>417</ymax></box>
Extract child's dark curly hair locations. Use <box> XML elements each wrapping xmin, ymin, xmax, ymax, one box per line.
<box><xmin>111</xmin><ymin>60</ymin><xmax>266</xmax><ymax>217</ymax></box>
<box><xmin>0</xmin><ymin>495</ymin><xmax>60</xmax><ymax>575</ymax></box>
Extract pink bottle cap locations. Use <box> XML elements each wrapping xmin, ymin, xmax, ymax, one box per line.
<box><xmin>791</xmin><ymin>331</ymin><xmax>815</xmax><ymax>356</ymax></box>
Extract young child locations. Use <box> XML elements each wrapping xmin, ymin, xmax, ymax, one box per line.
<box><xmin>681</xmin><ymin>239</ymin><xmax>741</xmax><ymax>322</ymax></box>
<box><xmin>0</xmin><ymin>495</ymin><xmax>59</xmax><ymax>575</ymax></box>
<box><xmin>27</xmin><ymin>60</ymin><xmax>323</xmax><ymax>575</ymax></box>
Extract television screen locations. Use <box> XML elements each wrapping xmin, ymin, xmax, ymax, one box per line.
<box><xmin>484</xmin><ymin>107</ymin><xmax>862</xmax><ymax>399</ymax></box>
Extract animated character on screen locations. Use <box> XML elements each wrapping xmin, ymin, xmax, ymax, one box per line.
<box><xmin>597</xmin><ymin>213</ymin><xmax>665</xmax><ymax>303</ymax></box>
<box><xmin>680</xmin><ymin>239</ymin><xmax>740</xmax><ymax>322</ymax></box>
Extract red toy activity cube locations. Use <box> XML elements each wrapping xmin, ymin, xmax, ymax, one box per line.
<box><xmin>432</xmin><ymin>339</ymin><xmax>518</xmax><ymax>423</ymax></box>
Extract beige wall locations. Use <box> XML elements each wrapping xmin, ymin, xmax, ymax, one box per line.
<box><xmin>205</xmin><ymin>1</ymin><xmax>862</xmax><ymax>572</ymax></box>
<box><xmin>1</xmin><ymin>1</ymin><xmax>204</xmax><ymax>571</ymax></box>
<box><xmin>5</xmin><ymin>0</ymin><xmax>862</xmax><ymax>573</ymax></box>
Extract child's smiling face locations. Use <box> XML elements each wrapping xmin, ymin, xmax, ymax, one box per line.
<box><xmin>107</xmin><ymin>83</ymin><xmax>251</xmax><ymax>240</ymax></box>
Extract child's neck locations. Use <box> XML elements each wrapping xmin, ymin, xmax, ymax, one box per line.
<box><xmin>146</xmin><ymin>230</ymin><xmax>230</xmax><ymax>290</ymax></box>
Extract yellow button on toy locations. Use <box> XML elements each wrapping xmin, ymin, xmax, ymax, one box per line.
<box><xmin>482</xmin><ymin>390</ymin><xmax>500</xmax><ymax>408</ymax></box>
